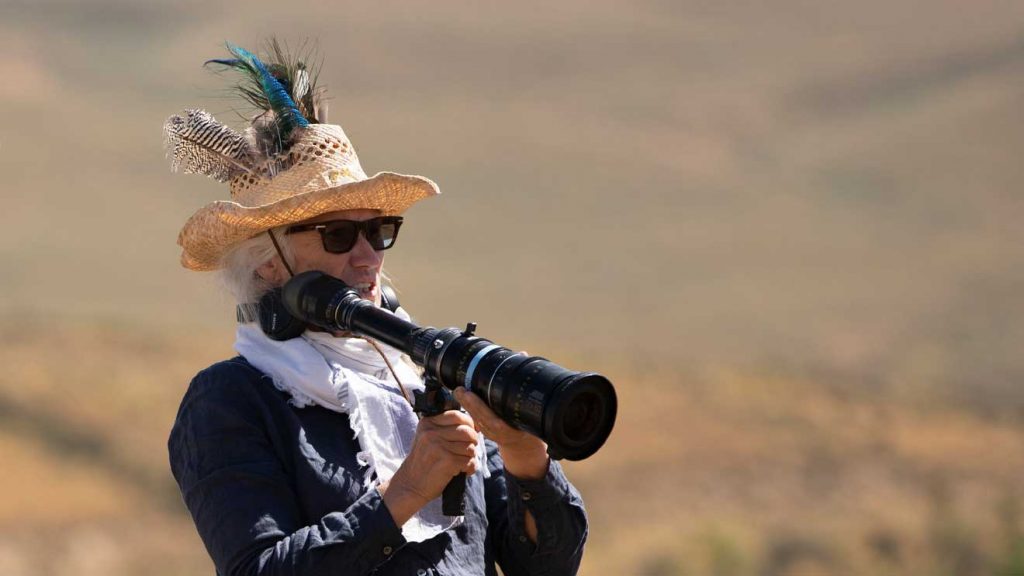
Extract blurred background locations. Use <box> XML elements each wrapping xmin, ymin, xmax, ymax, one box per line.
<box><xmin>1</xmin><ymin>1</ymin><xmax>1023</xmax><ymax>574</ymax></box>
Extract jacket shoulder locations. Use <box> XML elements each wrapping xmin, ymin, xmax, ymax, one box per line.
<box><xmin>168</xmin><ymin>357</ymin><xmax>285</xmax><ymax>492</ymax></box>
<box><xmin>187</xmin><ymin>356</ymin><xmax>271</xmax><ymax>394</ymax></box>
<box><xmin>194</xmin><ymin>355</ymin><xmax>266</xmax><ymax>383</ymax></box>
<box><xmin>172</xmin><ymin>356</ymin><xmax>287</xmax><ymax>425</ymax></box>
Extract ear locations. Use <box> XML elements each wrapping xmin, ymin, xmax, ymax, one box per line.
<box><xmin>256</xmin><ymin>256</ymin><xmax>287</xmax><ymax>286</ymax></box>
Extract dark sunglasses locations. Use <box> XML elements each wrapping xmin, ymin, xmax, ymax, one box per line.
<box><xmin>285</xmin><ymin>216</ymin><xmax>404</xmax><ymax>254</ymax></box>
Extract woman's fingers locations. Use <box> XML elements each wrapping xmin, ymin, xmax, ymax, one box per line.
<box><xmin>420</xmin><ymin>414</ymin><xmax>478</xmax><ymax>457</ymax></box>
<box><xmin>455</xmin><ymin>387</ymin><xmax>512</xmax><ymax>437</ymax></box>
<box><xmin>422</xmin><ymin>409</ymin><xmax>475</xmax><ymax>428</ymax></box>
<box><xmin>428</xmin><ymin>422</ymin><xmax>477</xmax><ymax>443</ymax></box>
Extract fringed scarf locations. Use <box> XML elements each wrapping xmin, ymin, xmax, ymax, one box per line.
<box><xmin>234</xmin><ymin>311</ymin><xmax>486</xmax><ymax>542</ymax></box>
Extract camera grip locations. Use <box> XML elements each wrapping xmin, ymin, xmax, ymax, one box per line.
<box><xmin>442</xmin><ymin>473</ymin><xmax>467</xmax><ymax>516</ymax></box>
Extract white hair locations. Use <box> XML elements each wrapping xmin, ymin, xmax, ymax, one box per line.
<box><xmin>218</xmin><ymin>225</ymin><xmax>294</xmax><ymax>304</ymax></box>
<box><xmin>218</xmin><ymin>225</ymin><xmax>417</xmax><ymax>374</ymax></box>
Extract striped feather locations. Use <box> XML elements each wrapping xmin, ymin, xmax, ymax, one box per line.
<box><xmin>163</xmin><ymin>109</ymin><xmax>255</xmax><ymax>182</ymax></box>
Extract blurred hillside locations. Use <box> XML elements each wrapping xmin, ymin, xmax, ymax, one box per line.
<box><xmin>1</xmin><ymin>1</ymin><xmax>1023</xmax><ymax>574</ymax></box>
<box><xmin>0</xmin><ymin>0</ymin><xmax>1021</xmax><ymax>393</ymax></box>
<box><xmin>2</xmin><ymin>323</ymin><xmax>1024</xmax><ymax>575</ymax></box>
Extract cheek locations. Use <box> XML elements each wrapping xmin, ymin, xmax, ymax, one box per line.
<box><xmin>286</xmin><ymin>237</ymin><xmax>327</xmax><ymax>272</ymax></box>
<box><xmin>324</xmin><ymin>254</ymin><xmax>355</xmax><ymax>277</ymax></box>
<box><xmin>292</xmin><ymin>248</ymin><xmax>353</xmax><ymax>277</ymax></box>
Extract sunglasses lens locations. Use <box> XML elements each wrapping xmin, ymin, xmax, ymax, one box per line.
<box><xmin>370</xmin><ymin>218</ymin><xmax>401</xmax><ymax>250</ymax></box>
<box><xmin>321</xmin><ymin>222</ymin><xmax>359</xmax><ymax>253</ymax></box>
<box><xmin>316</xmin><ymin>217</ymin><xmax>402</xmax><ymax>253</ymax></box>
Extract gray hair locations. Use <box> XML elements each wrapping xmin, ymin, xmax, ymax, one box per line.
<box><xmin>219</xmin><ymin>228</ymin><xmax>417</xmax><ymax>374</ymax></box>
<box><xmin>218</xmin><ymin>226</ymin><xmax>294</xmax><ymax>304</ymax></box>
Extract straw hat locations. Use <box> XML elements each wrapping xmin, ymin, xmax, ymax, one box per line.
<box><xmin>166</xmin><ymin>42</ymin><xmax>439</xmax><ymax>271</ymax></box>
<box><xmin>175</xmin><ymin>123</ymin><xmax>438</xmax><ymax>271</ymax></box>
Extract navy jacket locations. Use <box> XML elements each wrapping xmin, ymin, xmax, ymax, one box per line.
<box><xmin>168</xmin><ymin>357</ymin><xmax>588</xmax><ymax>575</ymax></box>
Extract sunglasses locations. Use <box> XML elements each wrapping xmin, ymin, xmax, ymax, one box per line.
<box><xmin>285</xmin><ymin>216</ymin><xmax>404</xmax><ymax>254</ymax></box>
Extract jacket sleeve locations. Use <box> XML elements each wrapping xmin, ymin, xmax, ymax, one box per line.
<box><xmin>483</xmin><ymin>442</ymin><xmax>588</xmax><ymax>576</ymax></box>
<box><xmin>168</xmin><ymin>364</ymin><xmax>406</xmax><ymax>576</ymax></box>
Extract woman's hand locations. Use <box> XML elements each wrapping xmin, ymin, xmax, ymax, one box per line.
<box><xmin>454</xmin><ymin>387</ymin><xmax>549</xmax><ymax>481</ymax></box>
<box><xmin>380</xmin><ymin>410</ymin><xmax>479</xmax><ymax>526</ymax></box>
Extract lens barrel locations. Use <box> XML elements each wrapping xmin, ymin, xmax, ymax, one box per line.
<box><xmin>427</xmin><ymin>333</ymin><xmax>617</xmax><ymax>461</ymax></box>
<box><xmin>282</xmin><ymin>271</ymin><xmax>617</xmax><ymax>461</ymax></box>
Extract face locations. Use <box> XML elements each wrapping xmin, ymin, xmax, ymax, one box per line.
<box><xmin>261</xmin><ymin>208</ymin><xmax>387</xmax><ymax>306</ymax></box>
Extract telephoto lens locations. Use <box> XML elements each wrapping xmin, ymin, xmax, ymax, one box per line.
<box><xmin>423</xmin><ymin>329</ymin><xmax>617</xmax><ymax>461</ymax></box>
<box><xmin>282</xmin><ymin>271</ymin><xmax>617</xmax><ymax>461</ymax></box>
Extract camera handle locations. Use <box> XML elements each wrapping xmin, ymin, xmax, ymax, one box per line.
<box><xmin>413</xmin><ymin>376</ymin><xmax>467</xmax><ymax>516</ymax></box>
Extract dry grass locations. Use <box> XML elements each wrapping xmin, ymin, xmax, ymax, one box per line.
<box><xmin>2</xmin><ymin>319</ymin><xmax>1023</xmax><ymax>575</ymax></box>
<box><xmin>572</xmin><ymin>366</ymin><xmax>1024</xmax><ymax>575</ymax></box>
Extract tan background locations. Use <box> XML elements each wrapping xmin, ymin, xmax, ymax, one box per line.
<box><xmin>1</xmin><ymin>1</ymin><xmax>1023</xmax><ymax>575</ymax></box>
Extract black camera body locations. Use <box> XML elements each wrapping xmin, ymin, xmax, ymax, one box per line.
<box><xmin>281</xmin><ymin>270</ymin><xmax>617</xmax><ymax>462</ymax></box>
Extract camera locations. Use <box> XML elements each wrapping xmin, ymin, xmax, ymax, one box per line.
<box><xmin>282</xmin><ymin>271</ymin><xmax>617</xmax><ymax>461</ymax></box>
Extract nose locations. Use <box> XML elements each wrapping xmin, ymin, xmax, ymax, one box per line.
<box><xmin>347</xmin><ymin>231</ymin><xmax>383</xmax><ymax>268</ymax></box>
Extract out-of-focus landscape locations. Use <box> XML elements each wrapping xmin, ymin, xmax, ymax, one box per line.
<box><xmin>1</xmin><ymin>1</ymin><xmax>1023</xmax><ymax>574</ymax></box>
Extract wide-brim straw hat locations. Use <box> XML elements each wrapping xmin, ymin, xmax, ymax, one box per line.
<box><xmin>177</xmin><ymin>123</ymin><xmax>439</xmax><ymax>271</ymax></box>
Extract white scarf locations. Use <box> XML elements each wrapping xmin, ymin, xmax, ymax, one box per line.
<box><xmin>234</xmin><ymin>311</ymin><xmax>485</xmax><ymax>542</ymax></box>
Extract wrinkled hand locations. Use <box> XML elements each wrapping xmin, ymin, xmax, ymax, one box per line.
<box><xmin>454</xmin><ymin>387</ymin><xmax>549</xmax><ymax>480</ymax></box>
<box><xmin>380</xmin><ymin>410</ymin><xmax>479</xmax><ymax>526</ymax></box>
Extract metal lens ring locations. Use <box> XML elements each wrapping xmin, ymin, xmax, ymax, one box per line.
<box><xmin>463</xmin><ymin>344</ymin><xmax>500</xmax><ymax>391</ymax></box>
<box><xmin>328</xmin><ymin>290</ymin><xmax>366</xmax><ymax>330</ymax></box>
<box><xmin>485</xmin><ymin>352</ymin><xmax>528</xmax><ymax>419</ymax></box>
<box><xmin>425</xmin><ymin>327</ymin><xmax>462</xmax><ymax>379</ymax></box>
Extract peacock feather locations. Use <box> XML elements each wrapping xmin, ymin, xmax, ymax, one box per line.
<box><xmin>163</xmin><ymin>109</ymin><xmax>255</xmax><ymax>182</ymax></box>
<box><xmin>206</xmin><ymin>41</ymin><xmax>313</xmax><ymax>159</ymax></box>
<box><xmin>264</xmin><ymin>38</ymin><xmax>327</xmax><ymax>124</ymax></box>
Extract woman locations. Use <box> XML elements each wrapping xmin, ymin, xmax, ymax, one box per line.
<box><xmin>165</xmin><ymin>42</ymin><xmax>587</xmax><ymax>575</ymax></box>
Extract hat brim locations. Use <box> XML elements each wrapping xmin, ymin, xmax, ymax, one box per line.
<box><xmin>177</xmin><ymin>171</ymin><xmax>439</xmax><ymax>271</ymax></box>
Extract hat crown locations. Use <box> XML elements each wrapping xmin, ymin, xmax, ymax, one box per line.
<box><xmin>229</xmin><ymin>124</ymin><xmax>369</xmax><ymax>207</ymax></box>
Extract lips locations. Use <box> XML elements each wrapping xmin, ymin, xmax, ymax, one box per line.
<box><xmin>349</xmin><ymin>281</ymin><xmax>376</xmax><ymax>301</ymax></box>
